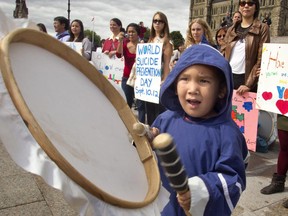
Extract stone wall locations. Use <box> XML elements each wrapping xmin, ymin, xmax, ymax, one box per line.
<box><xmin>13</xmin><ymin>0</ymin><xmax>28</xmax><ymax>19</ymax></box>
<box><xmin>189</xmin><ymin>0</ymin><xmax>288</xmax><ymax>37</ymax></box>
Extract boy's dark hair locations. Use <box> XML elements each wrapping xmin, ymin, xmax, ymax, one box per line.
<box><xmin>213</xmin><ymin>66</ymin><xmax>227</xmax><ymax>111</ymax></box>
<box><xmin>215</xmin><ymin>67</ymin><xmax>227</xmax><ymax>92</ymax></box>
<box><xmin>54</xmin><ymin>16</ymin><xmax>69</xmax><ymax>30</ymax></box>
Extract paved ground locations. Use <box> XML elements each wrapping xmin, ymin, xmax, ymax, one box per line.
<box><xmin>0</xmin><ymin>139</ymin><xmax>78</xmax><ymax>216</ymax></box>
<box><xmin>0</xmin><ymin>36</ymin><xmax>287</xmax><ymax>216</ymax></box>
<box><xmin>270</xmin><ymin>36</ymin><xmax>288</xmax><ymax>43</ymax></box>
<box><xmin>232</xmin><ymin>142</ymin><xmax>288</xmax><ymax>216</ymax></box>
<box><xmin>1</xmin><ymin>137</ymin><xmax>288</xmax><ymax>216</ymax></box>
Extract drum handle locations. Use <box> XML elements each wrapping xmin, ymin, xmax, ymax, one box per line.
<box><xmin>133</xmin><ymin>122</ymin><xmax>154</xmax><ymax>140</ymax></box>
<box><xmin>153</xmin><ymin>133</ymin><xmax>192</xmax><ymax>216</ymax></box>
<box><xmin>133</xmin><ymin>125</ymin><xmax>191</xmax><ymax>215</ymax></box>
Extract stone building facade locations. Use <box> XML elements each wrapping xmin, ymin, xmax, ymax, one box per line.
<box><xmin>13</xmin><ymin>0</ymin><xmax>28</xmax><ymax>19</ymax></box>
<box><xmin>189</xmin><ymin>0</ymin><xmax>288</xmax><ymax>36</ymax></box>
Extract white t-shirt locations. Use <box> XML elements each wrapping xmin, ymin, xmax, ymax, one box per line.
<box><xmin>229</xmin><ymin>40</ymin><xmax>245</xmax><ymax>75</ymax></box>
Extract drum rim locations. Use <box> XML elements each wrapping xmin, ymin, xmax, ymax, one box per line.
<box><xmin>0</xmin><ymin>28</ymin><xmax>160</xmax><ymax>208</ymax></box>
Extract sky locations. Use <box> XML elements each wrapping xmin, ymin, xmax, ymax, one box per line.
<box><xmin>0</xmin><ymin>0</ymin><xmax>190</xmax><ymax>39</ymax></box>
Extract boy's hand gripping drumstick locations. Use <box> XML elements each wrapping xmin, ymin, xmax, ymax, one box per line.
<box><xmin>133</xmin><ymin>122</ymin><xmax>159</xmax><ymax>141</ymax></box>
<box><xmin>133</xmin><ymin>124</ymin><xmax>191</xmax><ymax>215</ymax></box>
<box><xmin>153</xmin><ymin>133</ymin><xmax>192</xmax><ymax>216</ymax></box>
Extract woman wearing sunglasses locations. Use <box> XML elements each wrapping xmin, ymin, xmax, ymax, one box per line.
<box><xmin>148</xmin><ymin>11</ymin><xmax>173</xmax><ymax>82</ymax></box>
<box><xmin>137</xmin><ymin>11</ymin><xmax>173</xmax><ymax>125</ymax></box>
<box><xmin>215</xmin><ymin>26</ymin><xmax>228</xmax><ymax>50</ymax></box>
<box><xmin>221</xmin><ymin>0</ymin><xmax>270</xmax><ymax>95</ymax></box>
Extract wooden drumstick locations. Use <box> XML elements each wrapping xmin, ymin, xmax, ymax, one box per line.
<box><xmin>153</xmin><ymin>133</ymin><xmax>192</xmax><ymax>216</ymax></box>
<box><xmin>133</xmin><ymin>122</ymin><xmax>154</xmax><ymax>140</ymax></box>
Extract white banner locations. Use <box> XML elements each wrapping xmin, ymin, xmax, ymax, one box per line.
<box><xmin>134</xmin><ymin>43</ymin><xmax>162</xmax><ymax>104</ymax></box>
<box><xmin>256</xmin><ymin>43</ymin><xmax>288</xmax><ymax>116</ymax></box>
<box><xmin>91</xmin><ymin>52</ymin><xmax>124</xmax><ymax>85</ymax></box>
<box><xmin>65</xmin><ymin>42</ymin><xmax>82</xmax><ymax>55</ymax></box>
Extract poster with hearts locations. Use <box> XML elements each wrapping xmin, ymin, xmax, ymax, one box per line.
<box><xmin>256</xmin><ymin>43</ymin><xmax>288</xmax><ymax>117</ymax></box>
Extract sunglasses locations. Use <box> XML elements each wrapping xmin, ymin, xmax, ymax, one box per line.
<box><xmin>239</xmin><ymin>1</ymin><xmax>255</xmax><ymax>7</ymax></box>
<box><xmin>153</xmin><ymin>19</ymin><xmax>164</xmax><ymax>24</ymax></box>
<box><xmin>217</xmin><ymin>34</ymin><xmax>225</xmax><ymax>38</ymax></box>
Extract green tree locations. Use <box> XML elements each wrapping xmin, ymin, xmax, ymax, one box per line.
<box><xmin>170</xmin><ymin>31</ymin><xmax>185</xmax><ymax>50</ymax></box>
<box><xmin>84</xmin><ymin>30</ymin><xmax>101</xmax><ymax>51</ymax></box>
<box><xmin>143</xmin><ymin>27</ymin><xmax>150</xmax><ymax>42</ymax></box>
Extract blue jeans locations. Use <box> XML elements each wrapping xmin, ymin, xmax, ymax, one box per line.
<box><xmin>121</xmin><ymin>77</ymin><xmax>134</xmax><ymax>108</ymax></box>
<box><xmin>137</xmin><ymin>99</ymin><xmax>146</xmax><ymax>123</ymax></box>
<box><xmin>147</xmin><ymin>102</ymin><xmax>166</xmax><ymax>125</ymax></box>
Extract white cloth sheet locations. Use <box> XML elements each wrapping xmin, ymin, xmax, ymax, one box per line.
<box><xmin>0</xmin><ymin>9</ymin><xmax>168</xmax><ymax>216</ymax></box>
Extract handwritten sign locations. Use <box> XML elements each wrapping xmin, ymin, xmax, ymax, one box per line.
<box><xmin>64</xmin><ymin>42</ymin><xmax>82</xmax><ymax>55</ymax></box>
<box><xmin>91</xmin><ymin>52</ymin><xmax>124</xmax><ymax>85</ymax></box>
<box><xmin>134</xmin><ymin>43</ymin><xmax>162</xmax><ymax>104</ymax></box>
<box><xmin>232</xmin><ymin>91</ymin><xmax>259</xmax><ymax>151</ymax></box>
<box><xmin>257</xmin><ymin>43</ymin><xmax>288</xmax><ymax>116</ymax></box>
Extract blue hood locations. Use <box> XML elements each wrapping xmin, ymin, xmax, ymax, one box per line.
<box><xmin>160</xmin><ymin>44</ymin><xmax>233</xmax><ymax>123</ymax></box>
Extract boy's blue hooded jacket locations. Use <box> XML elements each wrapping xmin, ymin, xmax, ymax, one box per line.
<box><xmin>152</xmin><ymin>45</ymin><xmax>249</xmax><ymax>216</ymax></box>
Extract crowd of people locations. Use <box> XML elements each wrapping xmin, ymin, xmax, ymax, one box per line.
<box><xmin>34</xmin><ymin>1</ymin><xmax>287</xmax><ymax>214</ymax></box>
<box><xmin>37</xmin><ymin>16</ymin><xmax>92</xmax><ymax>60</ymax></box>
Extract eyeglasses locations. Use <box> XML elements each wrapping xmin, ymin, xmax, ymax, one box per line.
<box><xmin>239</xmin><ymin>1</ymin><xmax>255</xmax><ymax>7</ymax></box>
<box><xmin>153</xmin><ymin>19</ymin><xmax>164</xmax><ymax>24</ymax></box>
<box><xmin>217</xmin><ymin>34</ymin><xmax>225</xmax><ymax>38</ymax></box>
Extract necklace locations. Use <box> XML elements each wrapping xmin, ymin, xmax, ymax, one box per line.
<box><xmin>155</xmin><ymin>36</ymin><xmax>163</xmax><ymax>43</ymax></box>
<box><xmin>236</xmin><ymin>23</ymin><xmax>252</xmax><ymax>43</ymax></box>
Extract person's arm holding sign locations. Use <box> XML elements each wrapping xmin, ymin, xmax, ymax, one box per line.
<box><xmin>116</xmin><ymin>32</ymin><xmax>125</xmax><ymax>57</ymax></box>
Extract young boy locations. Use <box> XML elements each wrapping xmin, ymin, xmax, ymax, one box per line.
<box><xmin>151</xmin><ymin>44</ymin><xmax>249</xmax><ymax>215</ymax></box>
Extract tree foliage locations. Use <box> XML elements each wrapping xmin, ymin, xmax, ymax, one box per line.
<box><xmin>83</xmin><ymin>28</ymin><xmax>185</xmax><ymax>51</ymax></box>
<box><xmin>170</xmin><ymin>31</ymin><xmax>185</xmax><ymax>50</ymax></box>
<box><xmin>143</xmin><ymin>27</ymin><xmax>150</xmax><ymax>42</ymax></box>
<box><xmin>84</xmin><ymin>30</ymin><xmax>101</xmax><ymax>50</ymax></box>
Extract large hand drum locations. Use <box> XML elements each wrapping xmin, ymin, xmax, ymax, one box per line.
<box><xmin>258</xmin><ymin>110</ymin><xmax>277</xmax><ymax>146</ymax></box>
<box><xmin>0</xmin><ymin>29</ymin><xmax>160</xmax><ymax>211</ymax></box>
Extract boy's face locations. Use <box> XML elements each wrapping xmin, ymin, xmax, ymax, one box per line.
<box><xmin>176</xmin><ymin>65</ymin><xmax>224</xmax><ymax>119</ymax></box>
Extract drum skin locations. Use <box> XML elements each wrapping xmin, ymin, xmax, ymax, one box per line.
<box><xmin>0</xmin><ymin>28</ymin><xmax>160</xmax><ymax>208</ymax></box>
<box><xmin>258</xmin><ymin>110</ymin><xmax>277</xmax><ymax>145</ymax></box>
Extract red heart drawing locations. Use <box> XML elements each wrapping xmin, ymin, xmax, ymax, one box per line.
<box><xmin>262</xmin><ymin>91</ymin><xmax>273</xmax><ymax>100</ymax></box>
<box><xmin>276</xmin><ymin>100</ymin><xmax>288</xmax><ymax>115</ymax></box>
